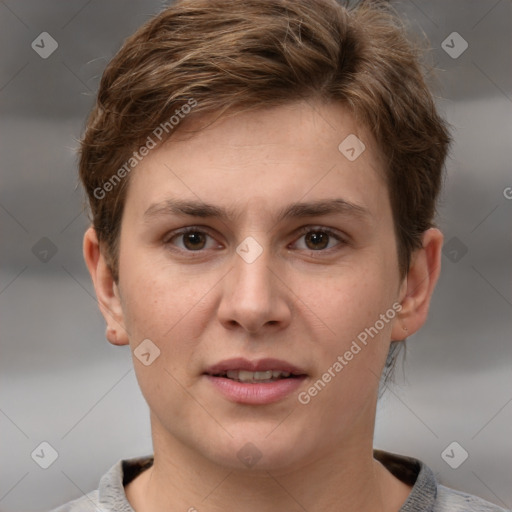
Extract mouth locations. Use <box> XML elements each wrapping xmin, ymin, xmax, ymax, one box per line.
<box><xmin>204</xmin><ymin>357</ymin><xmax>307</xmax><ymax>381</ymax></box>
<box><xmin>203</xmin><ymin>358</ymin><xmax>307</xmax><ymax>404</ymax></box>
<box><xmin>207</xmin><ymin>369</ymin><xmax>303</xmax><ymax>383</ymax></box>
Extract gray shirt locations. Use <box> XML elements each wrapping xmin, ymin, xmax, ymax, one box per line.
<box><xmin>50</xmin><ymin>450</ymin><xmax>509</xmax><ymax>512</ymax></box>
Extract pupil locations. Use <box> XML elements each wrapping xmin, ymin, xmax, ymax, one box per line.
<box><xmin>306</xmin><ymin>231</ymin><xmax>328</xmax><ymax>250</ymax></box>
<box><xmin>184</xmin><ymin>232</ymin><xmax>205</xmax><ymax>250</ymax></box>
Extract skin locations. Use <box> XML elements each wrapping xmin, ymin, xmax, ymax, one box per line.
<box><xmin>84</xmin><ymin>100</ymin><xmax>443</xmax><ymax>512</ymax></box>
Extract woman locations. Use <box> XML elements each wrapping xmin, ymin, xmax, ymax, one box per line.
<box><xmin>52</xmin><ymin>0</ymin><xmax>507</xmax><ymax>510</ymax></box>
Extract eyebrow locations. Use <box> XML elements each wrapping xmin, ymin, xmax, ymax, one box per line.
<box><xmin>143</xmin><ymin>198</ymin><xmax>371</xmax><ymax>223</ymax></box>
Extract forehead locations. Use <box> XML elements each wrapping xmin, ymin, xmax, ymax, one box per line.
<box><xmin>123</xmin><ymin>100</ymin><xmax>390</xmax><ymax>224</ymax></box>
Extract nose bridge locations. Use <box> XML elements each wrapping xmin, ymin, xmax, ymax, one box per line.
<box><xmin>218</xmin><ymin>237</ymin><xmax>290</xmax><ymax>332</ymax></box>
<box><xmin>231</xmin><ymin>241</ymin><xmax>274</xmax><ymax>309</ymax></box>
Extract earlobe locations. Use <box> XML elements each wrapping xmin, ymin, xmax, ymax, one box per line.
<box><xmin>391</xmin><ymin>228</ymin><xmax>443</xmax><ymax>341</ymax></box>
<box><xmin>83</xmin><ymin>227</ymin><xmax>129</xmax><ymax>346</ymax></box>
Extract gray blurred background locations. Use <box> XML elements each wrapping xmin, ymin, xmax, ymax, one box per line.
<box><xmin>0</xmin><ymin>1</ymin><xmax>511</xmax><ymax>510</ymax></box>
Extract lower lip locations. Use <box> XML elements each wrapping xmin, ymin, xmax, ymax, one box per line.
<box><xmin>205</xmin><ymin>375</ymin><xmax>307</xmax><ymax>405</ymax></box>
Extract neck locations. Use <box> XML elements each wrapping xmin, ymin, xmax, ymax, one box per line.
<box><xmin>126</xmin><ymin>416</ymin><xmax>411</xmax><ymax>512</ymax></box>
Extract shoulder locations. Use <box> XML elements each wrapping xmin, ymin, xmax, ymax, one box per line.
<box><xmin>48</xmin><ymin>456</ymin><xmax>152</xmax><ymax>512</ymax></box>
<box><xmin>434</xmin><ymin>484</ymin><xmax>510</xmax><ymax>512</ymax></box>
<box><xmin>48</xmin><ymin>490</ymin><xmax>102</xmax><ymax>512</ymax></box>
<box><xmin>374</xmin><ymin>449</ymin><xmax>508</xmax><ymax>512</ymax></box>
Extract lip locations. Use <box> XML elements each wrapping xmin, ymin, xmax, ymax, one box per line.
<box><xmin>204</xmin><ymin>357</ymin><xmax>306</xmax><ymax>375</ymax></box>
<box><xmin>203</xmin><ymin>358</ymin><xmax>308</xmax><ymax>405</ymax></box>
<box><xmin>205</xmin><ymin>375</ymin><xmax>306</xmax><ymax>405</ymax></box>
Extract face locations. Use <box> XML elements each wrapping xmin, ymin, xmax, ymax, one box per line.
<box><xmin>100</xmin><ymin>101</ymin><xmax>409</xmax><ymax>471</ymax></box>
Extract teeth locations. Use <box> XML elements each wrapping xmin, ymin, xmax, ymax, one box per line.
<box><xmin>224</xmin><ymin>370</ymin><xmax>292</xmax><ymax>382</ymax></box>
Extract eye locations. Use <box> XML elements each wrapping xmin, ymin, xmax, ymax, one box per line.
<box><xmin>293</xmin><ymin>228</ymin><xmax>344</xmax><ymax>251</ymax></box>
<box><xmin>166</xmin><ymin>228</ymin><xmax>219</xmax><ymax>251</ymax></box>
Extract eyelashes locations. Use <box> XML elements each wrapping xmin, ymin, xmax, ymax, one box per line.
<box><xmin>293</xmin><ymin>226</ymin><xmax>346</xmax><ymax>252</ymax></box>
<box><xmin>165</xmin><ymin>227</ymin><xmax>221</xmax><ymax>251</ymax></box>
<box><xmin>164</xmin><ymin>225</ymin><xmax>348</xmax><ymax>255</ymax></box>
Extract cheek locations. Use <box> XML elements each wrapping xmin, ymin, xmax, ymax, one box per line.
<box><xmin>119</xmin><ymin>260</ymin><xmax>223</xmax><ymax>387</ymax></box>
<box><xmin>119</xmin><ymin>271</ymin><xmax>207</xmax><ymax>418</ymax></box>
<box><xmin>290</xmin><ymin>257</ymin><xmax>399</xmax><ymax>406</ymax></box>
<box><xmin>294</xmin><ymin>269</ymin><xmax>397</xmax><ymax>424</ymax></box>
<box><xmin>120</xmin><ymin>249</ymin><xmax>207</xmax><ymax>335</ymax></box>
<box><xmin>297</xmin><ymin>260</ymin><xmax>396</xmax><ymax>336</ymax></box>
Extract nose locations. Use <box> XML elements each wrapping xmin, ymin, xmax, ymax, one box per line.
<box><xmin>217</xmin><ymin>244</ymin><xmax>292</xmax><ymax>334</ymax></box>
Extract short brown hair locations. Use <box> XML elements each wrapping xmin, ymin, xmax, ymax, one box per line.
<box><xmin>80</xmin><ymin>0</ymin><xmax>450</xmax><ymax>285</ymax></box>
<box><xmin>80</xmin><ymin>0</ymin><xmax>450</xmax><ymax>283</ymax></box>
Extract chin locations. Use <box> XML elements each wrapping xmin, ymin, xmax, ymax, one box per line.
<box><xmin>201</xmin><ymin>428</ymin><xmax>312</xmax><ymax>472</ymax></box>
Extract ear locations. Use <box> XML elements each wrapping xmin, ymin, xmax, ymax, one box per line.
<box><xmin>391</xmin><ymin>228</ymin><xmax>443</xmax><ymax>341</ymax></box>
<box><xmin>83</xmin><ymin>227</ymin><xmax>129</xmax><ymax>346</ymax></box>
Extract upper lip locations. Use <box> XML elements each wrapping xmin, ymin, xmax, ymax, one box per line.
<box><xmin>204</xmin><ymin>358</ymin><xmax>307</xmax><ymax>376</ymax></box>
